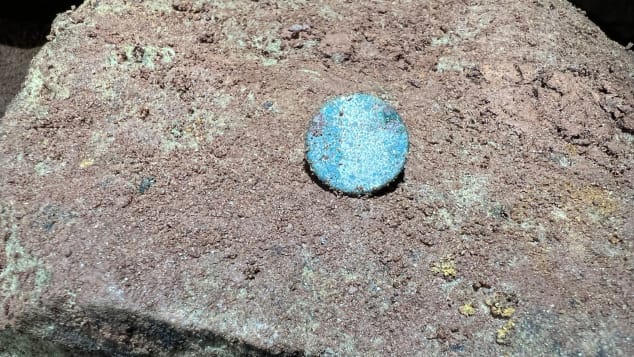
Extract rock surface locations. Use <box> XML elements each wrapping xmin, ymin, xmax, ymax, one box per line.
<box><xmin>1</xmin><ymin>0</ymin><xmax>633</xmax><ymax>356</ymax></box>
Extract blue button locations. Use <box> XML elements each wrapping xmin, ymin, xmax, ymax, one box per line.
<box><xmin>305</xmin><ymin>93</ymin><xmax>409</xmax><ymax>195</ymax></box>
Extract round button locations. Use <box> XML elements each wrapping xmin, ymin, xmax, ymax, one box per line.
<box><xmin>305</xmin><ymin>93</ymin><xmax>409</xmax><ymax>195</ymax></box>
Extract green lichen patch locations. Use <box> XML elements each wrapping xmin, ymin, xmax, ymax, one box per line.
<box><xmin>432</xmin><ymin>3</ymin><xmax>493</xmax><ymax>48</ymax></box>
<box><xmin>7</xmin><ymin>46</ymin><xmax>72</xmax><ymax>116</ymax></box>
<box><xmin>435</xmin><ymin>56</ymin><xmax>475</xmax><ymax>73</ymax></box>
<box><xmin>32</xmin><ymin>157</ymin><xmax>67</xmax><ymax>177</ymax></box>
<box><xmin>34</xmin><ymin>161</ymin><xmax>53</xmax><ymax>176</ymax></box>
<box><xmin>161</xmin><ymin>109</ymin><xmax>230</xmax><ymax>152</ymax></box>
<box><xmin>453</xmin><ymin>174</ymin><xmax>489</xmax><ymax>209</ymax></box>
<box><xmin>0</xmin><ymin>204</ymin><xmax>51</xmax><ymax>315</ymax></box>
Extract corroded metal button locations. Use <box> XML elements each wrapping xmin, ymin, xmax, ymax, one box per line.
<box><xmin>305</xmin><ymin>93</ymin><xmax>409</xmax><ymax>195</ymax></box>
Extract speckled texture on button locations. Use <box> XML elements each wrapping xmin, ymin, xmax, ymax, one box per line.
<box><xmin>305</xmin><ymin>93</ymin><xmax>409</xmax><ymax>195</ymax></box>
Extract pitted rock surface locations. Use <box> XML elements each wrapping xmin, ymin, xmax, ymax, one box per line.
<box><xmin>1</xmin><ymin>0</ymin><xmax>633</xmax><ymax>356</ymax></box>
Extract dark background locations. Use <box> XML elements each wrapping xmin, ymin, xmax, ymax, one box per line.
<box><xmin>568</xmin><ymin>0</ymin><xmax>634</xmax><ymax>46</ymax></box>
<box><xmin>0</xmin><ymin>0</ymin><xmax>84</xmax><ymax>47</ymax></box>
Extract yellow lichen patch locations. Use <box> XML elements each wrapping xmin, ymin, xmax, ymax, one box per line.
<box><xmin>509</xmin><ymin>200</ymin><xmax>532</xmax><ymax>222</ymax></box>
<box><xmin>79</xmin><ymin>158</ymin><xmax>94</xmax><ymax>169</ymax></box>
<box><xmin>431</xmin><ymin>257</ymin><xmax>457</xmax><ymax>280</ymax></box>
<box><xmin>496</xmin><ymin>319</ymin><xmax>516</xmax><ymax>345</ymax></box>
<box><xmin>486</xmin><ymin>292</ymin><xmax>518</xmax><ymax>319</ymax></box>
<box><xmin>565</xmin><ymin>183</ymin><xmax>618</xmax><ymax>217</ymax></box>
<box><xmin>459</xmin><ymin>303</ymin><xmax>476</xmax><ymax>316</ymax></box>
<box><xmin>490</xmin><ymin>305</ymin><xmax>515</xmax><ymax>318</ymax></box>
<box><xmin>564</xmin><ymin>143</ymin><xmax>578</xmax><ymax>156</ymax></box>
<box><xmin>608</xmin><ymin>234</ymin><xmax>623</xmax><ymax>245</ymax></box>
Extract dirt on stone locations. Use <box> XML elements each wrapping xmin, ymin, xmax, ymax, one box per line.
<box><xmin>0</xmin><ymin>0</ymin><xmax>633</xmax><ymax>356</ymax></box>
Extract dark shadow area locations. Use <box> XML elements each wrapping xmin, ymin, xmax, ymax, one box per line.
<box><xmin>1</xmin><ymin>304</ymin><xmax>305</xmax><ymax>357</ymax></box>
<box><xmin>0</xmin><ymin>44</ymin><xmax>38</xmax><ymax>118</ymax></box>
<box><xmin>0</xmin><ymin>0</ymin><xmax>84</xmax><ymax>48</ymax></box>
<box><xmin>568</xmin><ymin>0</ymin><xmax>634</xmax><ymax>47</ymax></box>
<box><xmin>0</xmin><ymin>1</ymin><xmax>84</xmax><ymax>118</ymax></box>
<box><xmin>303</xmin><ymin>160</ymin><xmax>405</xmax><ymax>198</ymax></box>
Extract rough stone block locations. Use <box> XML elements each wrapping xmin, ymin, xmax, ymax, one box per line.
<box><xmin>1</xmin><ymin>0</ymin><xmax>633</xmax><ymax>355</ymax></box>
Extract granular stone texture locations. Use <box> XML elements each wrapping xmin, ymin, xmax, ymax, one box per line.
<box><xmin>1</xmin><ymin>0</ymin><xmax>633</xmax><ymax>356</ymax></box>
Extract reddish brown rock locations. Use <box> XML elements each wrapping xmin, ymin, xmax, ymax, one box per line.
<box><xmin>1</xmin><ymin>0</ymin><xmax>633</xmax><ymax>356</ymax></box>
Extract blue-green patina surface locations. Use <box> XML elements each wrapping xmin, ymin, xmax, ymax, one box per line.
<box><xmin>305</xmin><ymin>93</ymin><xmax>409</xmax><ymax>195</ymax></box>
